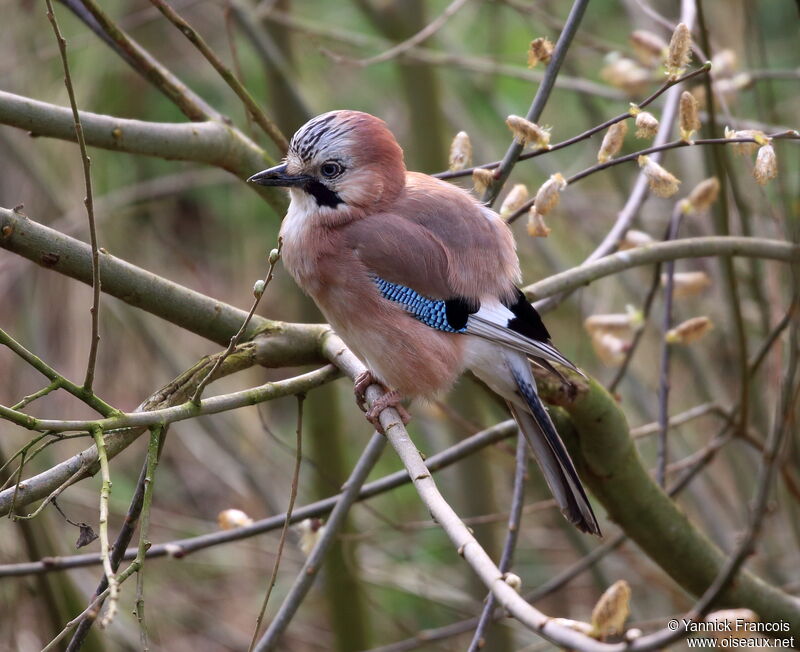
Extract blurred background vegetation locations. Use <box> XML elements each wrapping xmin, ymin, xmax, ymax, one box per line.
<box><xmin>0</xmin><ymin>0</ymin><xmax>798</xmax><ymax>650</ymax></box>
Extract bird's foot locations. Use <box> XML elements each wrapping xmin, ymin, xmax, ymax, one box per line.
<box><xmin>354</xmin><ymin>370</ymin><xmax>378</xmax><ymax>412</ymax></box>
<box><xmin>364</xmin><ymin>390</ymin><xmax>411</xmax><ymax>434</ymax></box>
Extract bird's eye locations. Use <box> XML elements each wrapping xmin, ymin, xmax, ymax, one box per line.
<box><xmin>320</xmin><ymin>161</ymin><xmax>344</xmax><ymax>178</ymax></box>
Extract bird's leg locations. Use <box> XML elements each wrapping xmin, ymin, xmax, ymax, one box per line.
<box><xmin>364</xmin><ymin>390</ymin><xmax>411</xmax><ymax>433</ymax></box>
<box><xmin>353</xmin><ymin>369</ymin><xmax>378</xmax><ymax>412</ymax></box>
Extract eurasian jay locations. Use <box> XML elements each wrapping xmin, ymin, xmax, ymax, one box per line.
<box><xmin>249</xmin><ymin>110</ymin><xmax>600</xmax><ymax>535</ymax></box>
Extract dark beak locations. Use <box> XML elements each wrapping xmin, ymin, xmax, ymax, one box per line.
<box><xmin>247</xmin><ymin>163</ymin><xmax>311</xmax><ymax>187</ymax></box>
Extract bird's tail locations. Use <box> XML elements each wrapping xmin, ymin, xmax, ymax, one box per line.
<box><xmin>507</xmin><ymin>358</ymin><xmax>601</xmax><ymax>536</ymax></box>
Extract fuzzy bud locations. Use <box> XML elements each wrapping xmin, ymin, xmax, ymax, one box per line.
<box><xmin>665</xmin><ymin>271</ymin><xmax>712</xmax><ymax>298</ymax></box>
<box><xmin>630</xmin><ymin>30</ymin><xmax>667</xmax><ymax>67</ymax></box>
<box><xmin>527</xmin><ymin>208</ymin><xmax>551</xmax><ymax>238</ymax></box>
<box><xmin>472</xmin><ymin>168</ymin><xmax>495</xmax><ymax>194</ymax></box>
<box><xmin>268</xmin><ymin>248</ymin><xmax>280</xmax><ymax>265</ymax></box>
<box><xmin>503</xmin><ymin>572</ymin><xmax>522</xmax><ymax>591</ymax></box>
<box><xmin>638</xmin><ymin>155</ymin><xmax>680</xmax><ymax>197</ymax></box>
<box><xmin>619</xmin><ymin>229</ymin><xmax>654</xmax><ymax>250</ymax></box>
<box><xmin>710</xmin><ymin>49</ymin><xmax>737</xmax><ymax>78</ymax></box>
<box><xmin>506</xmin><ymin>115</ymin><xmax>551</xmax><ymax>149</ymax></box>
<box><xmin>666</xmin><ymin>23</ymin><xmax>692</xmax><ymax>78</ymax></box>
<box><xmin>591</xmin><ymin>580</ymin><xmax>631</xmax><ymax>640</ymax></box>
<box><xmin>533</xmin><ymin>173</ymin><xmax>567</xmax><ymax>216</ymax></box>
<box><xmin>500</xmin><ymin>184</ymin><xmax>529</xmax><ymax>218</ymax></box>
<box><xmin>724</xmin><ymin>126</ymin><xmax>768</xmax><ymax>156</ymax></box>
<box><xmin>634</xmin><ymin>111</ymin><xmax>659</xmax><ymax>139</ymax></box>
<box><xmin>680</xmin><ymin>177</ymin><xmax>720</xmax><ymax>214</ymax></box>
<box><xmin>601</xmin><ymin>54</ymin><xmax>650</xmax><ymax>95</ymax></box>
<box><xmin>253</xmin><ymin>279</ymin><xmax>266</xmax><ymax>297</ymax></box>
<box><xmin>598</xmin><ymin>121</ymin><xmax>628</xmax><ymax>163</ymax></box>
<box><xmin>591</xmin><ymin>332</ymin><xmax>630</xmax><ymax>366</ymax></box>
<box><xmin>753</xmin><ymin>144</ymin><xmax>778</xmax><ymax>185</ymax></box>
<box><xmin>217</xmin><ymin>508</ymin><xmax>253</xmax><ymax>530</ymax></box>
<box><xmin>666</xmin><ymin>316</ymin><xmax>714</xmax><ymax>344</ymax></box>
<box><xmin>527</xmin><ymin>37</ymin><xmax>553</xmax><ymax>68</ymax></box>
<box><xmin>679</xmin><ymin>91</ymin><xmax>701</xmax><ymax>141</ymax></box>
<box><xmin>449</xmin><ymin>131</ymin><xmax>472</xmax><ymax>171</ymax></box>
<box><xmin>297</xmin><ymin>518</ymin><xmax>325</xmax><ymax>556</ymax></box>
<box><xmin>584</xmin><ymin>309</ymin><xmax>642</xmax><ymax>337</ymax></box>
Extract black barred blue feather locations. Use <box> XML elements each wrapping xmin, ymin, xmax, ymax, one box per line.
<box><xmin>373</xmin><ymin>277</ymin><xmax>472</xmax><ymax>333</ymax></box>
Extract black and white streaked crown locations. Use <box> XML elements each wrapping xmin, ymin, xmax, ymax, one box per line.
<box><xmin>289</xmin><ymin>111</ymin><xmax>358</xmax><ymax>163</ymax></box>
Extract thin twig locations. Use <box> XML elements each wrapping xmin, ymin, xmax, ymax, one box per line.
<box><xmin>435</xmin><ymin>63</ymin><xmax>712</xmax><ymax>181</ymax></box>
<box><xmin>530</xmin><ymin>0</ymin><xmax>697</xmax><ymax>313</ymax></box>
<box><xmin>43</xmin><ymin>556</ymin><xmax>143</xmax><ymax>652</ymax></box>
<box><xmin>696</xmin><ymin>0</ymin><xmax>750</xmax><ymax>440</ymax></box>
<box><xmin>656</xmin><ymin>204</ymin><xmax>685</xmax><ymax>486</ymax></box>
<box><xmin>65</xmin><ymin>434</ymin><xmax>168</xmax><ymax>651</ymax></box>
<box><xmin>10</xmin><ymin>381</ymin><xmax>61</xmax><ymax>411</ymax></box>
<box><xmin>43</xmin><ymin>0</ymin><xmax>101</xmax><ymax>393</ymax></box>
<box><xmin>90</xmin><ymin>426</ymin><xmax>119</xmax><ymax>627</ymax></box>
<box><xmin>505</xmin><ymin>131</ymin><xmax>800</xmax><ymax>224</ymax></box>
<box><xmin>260</xmin><ymin>9</ymin><xmax>624</xmax><ymax>100</ymax></box>
<box><xmin>253</xmin><ymin>432</ymin><xmax>387</xmax><ymax>651</ymax></box>
<box><xmin>606</xmin><ymin>262</ymin><xmax>662</xmax><ymax>393</ymax></box>
<box><xmin>467</xmin><ymin>433</ymin><xmax>527</xmax><ymax>651</ymax></box>
<box><xmin>0</xmin><ymin>328</ymin><xmax>114</xmax><ymax>416</ymax></box>
<box><xmin>248</xmin><ymin>394</ymin><xmax>305</xmax><ymax>650</ymax></box>
<box><xmin>342</xmin><ymin>0</ymin><xmax>471</xmax><ymax>67</ymax></box>
<box><xmin>0</xmin><ymin>420</ymin><xmax>517</xmax><ymax>577</ymax></box>
<box><xmin>0</xmin><ymin>364</ymin><xmax>337</xmax><ymax>433</ymax></box>
<box><xmin>620</xmin><ymin>309</ymin><xmax>800</xmax><ymax>650</ymax></box>
<box><xmin>134</xmin><ymin>426</ymin><xmax>163</xmax><ymax>651</ymax></box>
<box><xmin>63</xmin><ymin>0</ymin><xmax>219</xmax><ymax>121</ymax></box>
<box><xmin>630</xmin><ymin>403</ymin><xmax>725</xmax><ymax>439</ymax></box>
<box><xmin>191</xmin><ymin>241</ymin><xmax>282</xmax><ymax>405</ymax></box>
<box><xmin>149</xmin><ymin>0</ymin><xmax>289</xmax><ymax>151</ymax></box>
<box><xmin>482</xmin><ymin>0</ymin><xmax>590</xmax><ymax>205</ymax></box>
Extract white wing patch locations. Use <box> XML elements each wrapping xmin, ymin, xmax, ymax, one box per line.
<box><xmin>467</xmin><ymin>299</ymin><xmax>583</xmax><ymax>375</ymax></box>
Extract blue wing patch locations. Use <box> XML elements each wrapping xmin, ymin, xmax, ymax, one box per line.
<box><xmin>373</xmin><ymin>277</ymin><xmax>467</xmax><ymax>333</ymax></box>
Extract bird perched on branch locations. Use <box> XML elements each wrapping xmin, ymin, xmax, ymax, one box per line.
<box><xmin>248</xmin><ymin>110</ymin><xmax>600</xmax><ymax>535</ymax></box>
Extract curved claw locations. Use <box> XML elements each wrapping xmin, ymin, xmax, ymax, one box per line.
<box><xmin>354</xmin><ymin>370</ymin><xmax>378</xmax><ymax>412</ymax></box>
<box><xmin>364</xmin><ymin>390</ymin><xmax>411</xmax><ymax>434</ymax></box>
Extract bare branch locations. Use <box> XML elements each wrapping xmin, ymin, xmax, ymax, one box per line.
<box><xmin>148</xmin><ymin>0</ymin><xmax>289</xmax><ymax>151</ymax></box>
<box><xmin>0</xmin><ymin>91</ymin><xmax>284</xmax><ymax>211</ymax></box>
<box><xmin>336</xmin><ymin>0</ymin><xmax>471</xmax><ymax>67</ymax></box>
<box><xmin>252</xmin><ymin>432</ymin><xmax>387</xmax><ymax>651</ymax></box>
<box><xmin>524</xmin><ymin>236</ymin><xmax>800</xmax><ymax>301</ymax></box>
<box><xmin>43</xmin><ymin>0</ymin><xmax>102</xmax><ymax>393</ymax></box>
<box><xmin>0</xmin><ymin>418</ymin><xmax>516</xmax><ymax>577</ymax></box>
<box><xmin>482</xmin><ymin>0</ymin><xmax>590</xmax><ymax>205</ymax></box>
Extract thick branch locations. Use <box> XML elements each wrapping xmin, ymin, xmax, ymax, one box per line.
<box><xmin>524</xmin><ymin>236</ymin><xmax>799</xmax><ymax>301</ymax></box>
<box><xmin>0</xmin><ymin>91</ymin><xmax>284</xmax><ymax>213</ymax></box>
<box><xmin>0</xmin><ymin>207</ymin><xmax>317</xmax><ymax>348</ymax></box>
<box><xmin>550</xmin><ymin>377</ymin><xmax>800</xmax><ymax>636</ymax></box>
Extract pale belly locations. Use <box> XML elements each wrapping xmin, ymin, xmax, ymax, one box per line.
<box><xmin>317</xmin><ymin>287</ymin><xmax>466</xmax><ymax>398</ymax></box>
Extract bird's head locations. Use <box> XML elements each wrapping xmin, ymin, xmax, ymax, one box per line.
<box><xmin>248</xmin><ymin>111</ymin><xmax>406</xmax><ymax>219</ymax></box>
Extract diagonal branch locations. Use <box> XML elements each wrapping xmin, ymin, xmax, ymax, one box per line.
<box><xmin>148</xmin><ymin>0</ymin><xmax>289</xmax><ymax>151</ymax></box>
<box><xmin>0</xmin><ymin>91</ymin><xmax>285</xmax><ymax>212</ymax></box>
<box><xmin>482</xmin><ymin>0</ymin><xmax>590</xmax><ymax>205</ymax></box>
<box><xmin>59</xmin><ymin>0</ymin><xmax>220</xmax><ymax>122</ymax></box>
